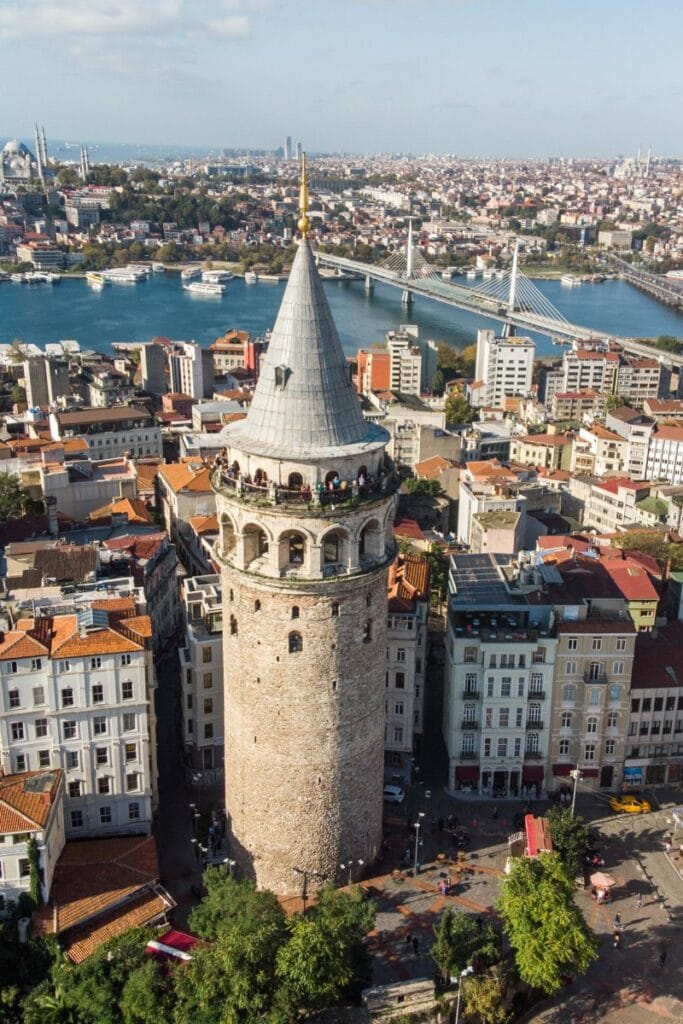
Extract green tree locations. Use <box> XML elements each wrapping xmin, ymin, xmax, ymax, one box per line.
<box><xmin>0</xmin><ymin>474</ymin><xmax>31</xmax><ymax>524</ymax></box>
<box><xmin>405</xmin><ymin>478</ymin><xmax>443</xmax><ymax>497</ymax></box>
<box><xmin>462</xmin><ymin>966</ymin><xmax>509</xmax><ymax>1024</ymax></box>
<box><xmin>431</xmin><ymin>909</ymin><xmax>501</xmax><ymax>985</ymax></box>
<box><xmin>458</xmin><ymin>343</ymin><xmax>477</xmax><ymax>378</ymax></box>
<box><xmin>431</xmin><ymin>369</ymin><xmax>446</xmax><ymax>395</ymax></box>
<box><xmin>10</xmin><ymin>384</ymin><xmax>26</xmax><ymax>406</ymax></box>
<box><xmin>498</xmin><ymin>853</ymin><xmax>598</xmax><ymax>995</ymax></box>
<box><xmin>655</xmin><ymin>335</ymin><xmax>682</xmax><ymax>354</ymax></box>
<box><xmin>188</xmin><ymin>870</ymin><xmax>285</xmax><ymax>943</ymax></box>
<box><xmin>120</xmin><ymin>959</ymin><xmax>172</xmax><ymax>1024</ymax></box>
<box><xmin>612</xmin><ymin>530</ymin><xmax>683</xmax><ymax>573</ymax></box>
<box><xmin>274</xmin><ymin>885</ymin><xmax>375</xmax><ymax>1017</ymax></box>
<box><xmin>445</xmin><ymin>393</ymin><xmax>475</xmax><ymax>425</ymax></box>
<box><xmin>546</xmin><ymin>807</ymin><xmax>588</xmax><ymax>879</ymax></box>
<box><xmin>27</xmin><ymin>838</ymin><xmax>42</xmax><ymax>906</ymax></box>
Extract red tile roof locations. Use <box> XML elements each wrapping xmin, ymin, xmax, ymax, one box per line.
<box><xmin>0</xmin><ymin>770</ymin><xmax>63</xmax><ymax>835</ymax></box>
<box><xmin>387</xmin><ymin>554</ymin><xmax>431</xmax><ymax>611</ymax></box>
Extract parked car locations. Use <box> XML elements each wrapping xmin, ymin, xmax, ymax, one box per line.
<box><xmin>383</xmin><ymin>785</ymin><xmax>405</xmax><ymax>804</ymax></box>
<box><xmin>609</xmin><ymin>795</ymin><xmax>651</xmax><ymax>814</ymax></box>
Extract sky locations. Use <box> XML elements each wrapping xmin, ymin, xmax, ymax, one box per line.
<box><xmin>2</xmin><ymin>0</ymin><xmax>682</xmax><ymax>158</ymax></box>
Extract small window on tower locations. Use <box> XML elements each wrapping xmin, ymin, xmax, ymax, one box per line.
<box><xmin>289</xmin><ymin>632</ymin><xmax>303</xmax><ymax>654</ymax></box>
<box><xmin>291</xmin><ymin>606</ymin><xmax>300</xmax><ymax>620</ymax></box>
<box><xmin>230</xmin><ymin>615</ymin><xmax>238</xmax><ymax>636</ymax></box>
<box><xmin>275</xmin><ymin>365</ymin><xmax>289</xmax><ymax>389</ymax></box>
<box><xmin>254</xmin><ymin>600</ymin><xmax>261</xmax><ymax>612</ymax></box>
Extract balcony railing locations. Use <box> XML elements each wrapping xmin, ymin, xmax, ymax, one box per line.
<box><xmin>528</xmin><ymin>690</ymin><xmax>546</xmax><ymax>700</ymax></box>
<box><xmin>212</xmin><ymin>464</ymin><xmax>398</xmax><ymax>512</ymax></box>
<box><xmin>461</xmin><ymin>720</ymin><xmax>479</xmax><ymax>730</ymax></box>
<box><xmin>526</xmin><ymin>719</ymin><xmax>544</xmax><ymax>730</ymax></box>
<box><xmin>524</xmin><ymin>751</ymin><xmax>543</xmax><ymax>760</ymax></box>
<box><xmin>459</xmin><ymin>751</ymin><xmax>479</xmax><ymax>760</ymax></box>
<box><xmin>583</xmin><ymin>672</ymin><xmax>608</xmax><ymax>685</ymax></box>
<box><xmin>461</xmin><ymin>690</ymin><xmax>480</xmax><ymax>700</ymax></box>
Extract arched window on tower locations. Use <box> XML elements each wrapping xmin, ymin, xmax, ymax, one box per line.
<box><xmin>289</xmin><ymin>631</ymin><xmax>303</xmax><ymax>654</ymax></box>
<box><xmin>363</xmin><ymin>620</ymin><xmax>373</xmax><ymax>643</ymax></box>
<box><xmin>291</xmin><ymin>606</ymin><xmax>300</xmax><ymax>620</ymax></box>
<box><xmin>230</xmin><ymin>615</ymin><xmax>238</xmax><ymax>636</ymax></box>
<box><xmin>288</xmin><ymin>534</ymin><xmax>304</xmax><ymax>564</ymax></box>
<box><xmin>288</xmin><ymin>472</ymin><xmax>303</xmax><ymax>490</ymax></box>
<box><xmin>331</xmin><ymin>602</ymin><xmax>339</xmax><ymax>618</ymax></box>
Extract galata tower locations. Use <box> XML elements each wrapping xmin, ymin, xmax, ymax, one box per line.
<box><xmin>212</xmin><ymin>158</ymin><xmax>397</xmax><ymax>895</ymax></box>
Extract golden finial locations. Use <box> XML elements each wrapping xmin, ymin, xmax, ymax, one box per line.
<box><xmin>298</xmin><ymin>151</ymin><xmax>311</xmax><ymax>238</ymax></box>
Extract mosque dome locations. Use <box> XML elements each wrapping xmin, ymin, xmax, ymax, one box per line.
<box><xmin>1</xmin><ymin>139</ymin><xmax>36</xmax><ymax>181</ymax></box>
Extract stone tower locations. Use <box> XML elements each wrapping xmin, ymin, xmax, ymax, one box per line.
<box><xmin>212</xmin><ymin>163</ymin><xmax>397</xmax><ymax>895</ymax></box>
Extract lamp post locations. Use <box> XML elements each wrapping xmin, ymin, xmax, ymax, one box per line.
<box><xmin>413</xmin><ymin>811</ymin><xmax>425</xmax><ymax>876</ymax></box>
<box><xmin>190</xmin><ymin>837</ymin><xmax>199</xmax><ymax>864</ymax></box>
<box><xmin>454</xmin><ymin>965</ymin><xmax>474</xmax><ymax>1024</ymax></box>
<box><xmin>570</xmin><ymin>766</ymin><xmax>582</xmax><ymax>817</ymax></box>
<box><xmin>339</xmin><ymin>859</ymin><xmax>364</xmax><ymax>886</ymax></box>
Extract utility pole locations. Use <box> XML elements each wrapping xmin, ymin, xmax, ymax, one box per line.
<box><xmin>454</xmin><ymin>965</ymin><xmax>474</xmax><ymax>1024</ymax></box>
<box><xmin>413</xmin><ymin>811</ymin><xmax>425</xmax><ymax>875</ymax></box>
<box><xmin>570</xmin><ymin>766</ymin><xmax>582</xmax><ymax>816</ymax></box>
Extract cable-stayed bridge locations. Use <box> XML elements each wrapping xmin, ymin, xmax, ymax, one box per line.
<box><xmin>315</xmin><ymin>229</ymin><xmax>683</xmax><ymax>366</ymax></box>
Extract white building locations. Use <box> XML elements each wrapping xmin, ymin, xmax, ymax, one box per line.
<box><xmin>384</xmin><ymin>555</ymin><xmax>430</xmax><ymax>781</ymax></box>
<box><xmin>0</xmin><ymin>598</ymin><xmax>157</xmax><ymax>839</ymax></box>
<box><xmin>645</xmin><ymin>424</ymin><xmax>683</xmax><ymax>486</ymax></box>
<box><xmin>39</xmin><ymin>452</ymin><xmax>138</xmax><ymax>522</ymax></box>
<box><xmin>179</xmin><ymin>575</ymin><xmax>224</xmax><ymax>775</ymax></box>
<box><xmin>49</xmin><ymin>407</ymin><xmax>162</xmax><ymax>461</ymax></box>
<box><xmin>473</xmin><ymin>329</ymin><xmax>534</xmax><ymax>409</ymax></box>
<box><xmin>388</xmin><ymin>332</ymin><xmax>422</xmax><ymax>397</ymax></box>
<box><xmin>169</xmin><ymin>342</ymin><xmax>214</xmax><ymax>400</ymax></box>
<box><xmin>0</xmin><ymin>770</ymin><xmax>65</xmax><ymax>909</ymax></box>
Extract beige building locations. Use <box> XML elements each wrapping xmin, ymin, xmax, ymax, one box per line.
<box><xmin>470</xmin><ymin>510</ymin><xmax>523</xmax><ymax>555</ymax></box>
<box><xmin>179</xmin><ymin>575</ymin><xmax>224</xmax><ymax>776</ymax></box>
<box><xmin>509</xmin><ymin>434</ymin><xmax>572</xmax><ymax>472</ymax></box>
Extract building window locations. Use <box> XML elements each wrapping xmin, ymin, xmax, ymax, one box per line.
<box><xmin>464</xmin><ymin>646</ymin><xmax>478</xmax><ymax>664</ymax></box>
<box><xmin>121</xmin><ymin>654</ymin><xmax>132</xmax><ymax>666</ymax></box>
<box><xmin>484</xmin><ymin>738</ymin><xmax>491</xmax><ymax>757</ymax></box>
<box><xmin>396</xmin><ymin>648</ymin><xmax>406</xmax><ymax>663</ymax></box>
<box><xmin>58</xmin><ymin>660</ymin><xmax>70</xmax><ymax>672</ymax></box>
<box><xmin>584</xmin><ymin>743</ymin><xmax>596</xmax><ymax>762</ymax></box>
<box><xmin>38</xmin><ymin>750</ymin><xmax>50</xmax><ymax>768</ymax></box>
<box><xmin>393</xmin><ymin>726</ymin><xmax>403</xmax><ymax>743</ymax></box>
<box><xmin>499</xmin><ymin>708</ymin><xmax>509</xmax><ymax>728</ymax></box>
<box><xmin>487</xmin><ymin>679</ymin><xmax>494</xmax><ymax>697</ymax></box>
<box><xmin>530</xmin><ymin>673</ymin><xmax>543</xmax><ymax>694</ymax></box>
<box><xmin>565</xmin><ymin>660</ymin><xmax>577</xmax><ymax>675</ymax></box>
<box><xmin>202</xmin><ymin>648</ymin><xmax>212</xmax><ymax>664</ymax></box>
<box><xmin>462</xmin><ymin>734</ymin><xmax>474</xmax><ymax>754</ymax></box>
<box><xmin>63</xmin><ymin>721</ymin><xmax>77</xmax><ymax>740</ymax></box>
<box><xmin>93</xmin><ymin>717</ymin><xmax>107</xmax><ymax>736</ymax></box>
<box><xmin>616</xmin><ymin>638</ymin><xmax>626</xmax><ymax>652</ymax></box>
<box><xmin>254</xmin><ymin>600</ymin><xmax>261</xmax><ymax>612</ymax></box>
<box><xmin>122</xmin><ymin>681</ymin><xmax>134</xmax><ymax>700</ymax></box>
<box><xmin>559</xmin><ymin>739</ymin><xmax>570</xmax><ymax>756</ymax></box>
<box><xmin>98</xmin><ymin>777</ymin><xmax>110</xmax><ymax>795</ymax></box>
<box><xmin>61</xmin><ymin>688</ymin><xmax>74</xmax><ymax>708</ymax></box>
<box><xmin>289</xmin><ymin>632</ymin><xmax>303</xmax><ymax>654</ymax></box>
<box><xmin>589</xmin><ymin>689</ymin><xmax>600</xmax><ymax>706</ymax></box>
<box><xmin>331</xmin><ymin>603</ymin><xmax>339</xmax><ymax>617</ymax></box>
<box><xmin>514</xmin><ymin>737</ymin><xmax>521</xmax><ymax>757</ymax></box>
<box><xmin>30</xmin><ymin>658</ymin><xmax>42</xmax><ymax>671</ymax></box>
<box><xmin>125</xmin><ymin>743</ymin><xmax>137</xmax><ymax>762</ymax></box>
<box><xmin>99</xmin><ymin>807</ymin><xmax>112</xmax><ymax>825</ymax></box>
<box><xmin>465</xmin><ymin>673</ymin><xmax>478</xmax><ymax>693</ymax></box>
<box><xmin>203</xmin><ymin>672</ymin><xmax>213</xmax><ymax>688</ymax></box>
<box><xmin>515</xmin><ymin>707</ymin><xmax>523</xmax><ymax>727</ymax></box>
<box><xmin>126</xmin><ymin>773</ymin><xmax>139</xmax><ymax>793</ymax></box>
<box><xmin>3</xmin><ymin>661</ymin><xmax>18</xmax><ymax>676</ymax></box>
<box><xmin>15</xmin><ymin>754</ymin><xmax>26</xmax><ymax>772</ymax></box>
<box><xmin>497</xmin><ymin>738</ymin><xmax>507</xmax><ymax>757</ymax></box>
<box><xmin>128</xmin><ymin>802</ymin><xmax>140</xmax><ymax>821</ymax></box>
<box><xmin>394</xmin><ymin>701</ymin><xmax>404</xmax><ymax>716</ymax></box>
<box><xmin>71</xmin><ymin>811</ymin><xmax>83</xmax><ymax>829</ymax></box>
<box><xmin>363</xmin><ymin>621</ymin><xmax>373</xmax><ymax>643</ymax></box>
<box><xmin>91</xmin><ymin>657</ymin><xmax>102</xmax><ymax>669</ymax></box>
<box><xmin>609</xmin><ymin>684</ymin><xmax>621</xmax><ymax>702</ymax></box>
<box><xmin>586</xmin><ymin>717</ymin><xmax>598</xmax><ymax>734</ymax></box>
<box><xmin>501</xmin><ymin>678</ymin><xmax>511</xmax><ymax>697</ymax></box>
<box><xmin>66</xmin><ymin>751</ymin><xmax>79</xmax><ymax>770</ymax></box>
<box><xmin>561</xmin><ymin>712</ymin><xmax>572</xmax><ymax>728</ymax></box>
<box><xmin>33</xmin><ymin>686</ymin><xmax>45</xmax><ymax>705</ymax></box>
<box><xmin>68</xmin><ymin>781</ymin><xmax>81</xmax><ymax>799</ymax></box>
<box><xmin>11</xmin><ymin>722</ymin><xmax>24</xmax><ymax>742</ymax></box>
<box><xmin>96</xmin><ymin>747</ymin><xmax>108</xmax><ymax>766</ymax></box>
<box><xmin>517</xmin><ymin>679</ymin><xmax>524</xmax><ymax>697</ymax></box>
<box><xmin>607</xmin><ymin>712</ymin><xmax>618</xmax><ymax>728</ymax></box>
<box><xmin>567</xmin><ymin>638</ymin><xmax>577</xmax><ymax>651</ymax></box>
<box><xmin>527</xmin><ymin>733</ymin><xmax>539</xmax><ymax>753</ymax></box>
<box><xmin>631</xmin><ymin>698</ymin><xmax>640</xmax><ymax>713</ymax></box>
<box><xmin>592</xmin><ymin>638</ymin><xmax>602</xmax><ymax>651</ymax></box>
<box><xmin>230</xmin><ymin>615</ymin><xmax>238</xmax><ymax>636</ymax></box>
<box><xmin>187</xmin><ymin>694</ymin><xmax>193</xmax><ymax>710</ymax></box>
<box><xmin>122</xmin><ymin>712</ymin><xmax>136</xmax><ymax>732</ymax></box>
<box><xmin>204</xmin><ymin>723</ymin><xmax>213</xmax><ymax>739</ymax></box>
<box><xmin>92</xmin><ymin>684</ymin><xmax>104</xmax><ymax>704</ymax></box>
<box><xmin>395</xmin><ymin>672</ymin><xmax>405</xmax><ymax>689</ymax></box>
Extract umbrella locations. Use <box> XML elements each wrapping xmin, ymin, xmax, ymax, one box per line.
<box><xmin>590</xmin><ymin>871</ymin><xmax>616</xmax><ymax>888</ymax></box>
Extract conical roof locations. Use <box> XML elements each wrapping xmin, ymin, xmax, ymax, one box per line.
<box><xmin>227</xmin><ymin>239</ymin><xmax>380</xmax><ymax>459</ymax></box>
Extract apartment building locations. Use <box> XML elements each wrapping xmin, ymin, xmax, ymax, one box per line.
<box><xmin>49</xmin><ymin>406</ymin><xmax>162</xmax><ymax>461</ymax></box>
<box><xmin>179</xmin><ymin>575</ymin><xmax>224</xmax><ymax>774</ymax></box>
<box><xmin>38</xmin><ymin>452</ymin><xmax>138</xmax><ymax>522</ymax></box>
<box><xmin>550</xmin><ymin>390</ymin><xmax>606</xmax><ymax>424</ymax></box>
<box><xmin>388</xmin><ymin>331</ymin><xmax>422</xmax><ymax>396</ymax></box>
<box><xmin>604</xmin><ymin>408</ymin><xmax>654</xmax><ymax>480</ymax></box>
<box><xmin>443</xmin><ymin>553</ymin><xmax>558</xmax><ymax>798</ymax></box>
<box><xmin>645</xmin><ymin>424</ymin><xmax>683</xmax><ymax>486</ymax></box>
<box><xmin>23</xmin><ymin>356</ymin><xmax>70</xmax><ymax>408</ymax></box>
<box><xmin>562</xmin><ymin>349</ymin><xmax>619</xmax><ymax>395</ymax></box>
<box><xmin>473</xmin><ymin>329</ymin><xmax>534</xmax><ymax>409</ymax></box>
<box><xmin>168</xmin><ymin>342</ymin><xmax>214</xmax><ymax>400</ymax></box>
<box><xmin>384</xmin><ymin>555</ymin><xmax>430</xmax><ymax>781</ymax></box>
<box><xmin>157</xmin><ymin>460</ymin><xmax>216</xmax><ymax>570</ymax></box>
<box><xmin>509</xmin><ymin>433</ymin><xmax>572</xmax><ymax>472</ymax></box>
<box><xmin>0</xmin><ymin>597</ymin><xmax>156</xmax><ymax>839</ymax></box>
<box><xmin>210</xmin><ymin>330</ymin><xmax>252</xmax><ymax>376</ymax></box>
<box><xmin>624</xmin><ymin>623</ymin><xmax>683</xmax><ymax>788</ymax></box>
<box><xmin>356</xmin><ymin>349</ymin><xmax>391</xmax><ymax>396</ymax></box>
<box><xmin>583</xmin><ymin>477</ymin><xmax>650</xmax><ymax>533</ymax></box>
<box><xmin>570</xmin><ymin>425</ymin><xmax>627</xmax><ymax>478</ymax></box>
<box><xmin>0</xmin><ymin>769</ymin><xmax>65</xmax><ymax>908</ymax></box>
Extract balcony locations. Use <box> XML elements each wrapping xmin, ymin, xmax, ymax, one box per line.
<box><xmin>212</xmin><ymin>463</ymin><xmax>399</xmax><ymax>514</ymax></box>
<box><xmin>461</xmin><ymin>720</ymin><xmax>479</xmax><ymax>730</ymax></box>
<box><xmin>583</xmin><ymin>672</ymin><xmax>608</xmax><ymax>685</ymax></box>
<box><xmin>528</xmin><ymin>690</ymin><xmax>546</xmax><ymax>700</ymax></box>
<box><xmin>460</xmin><ymin>751</ymin><xmax>479</xmax><ymax>760</ymax></box>
<box><xmin>524</xmin><ymin>751</ymin><xmax>543</xmax><ymax>760</ymax></box>
<box><xmin>461</xmin><ymin>690</ymin><xmax>480</xmax><ymax>700</ymax></box>
<box><xmin>526</xmin><ymin>719</ymin><xmax>544</xmax><ymax>730</ymax></box>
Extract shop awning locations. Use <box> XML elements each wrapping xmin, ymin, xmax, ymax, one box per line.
<box><xmin>581</xmin><ymin>768</ymin><xmax>599</xmax><ymax>778</ymax></box>
<box><xmin>552</xmin><ymin>763</ymin><xmax>572</xmax><ymax>776</ymax></box>
<box><xmin>525</xmin><ymin>814</ymin><xmax>553</xmax><ymax>857</ymax></box>
<box><xmin>522</xmin><ymin>766</ymin><xmax>544</xmax><ymax>782</ymax></box>
<box><xmin>455</xmin><ymin>766</ymin><xmax>480</xmax><ymax>782</ymax></box>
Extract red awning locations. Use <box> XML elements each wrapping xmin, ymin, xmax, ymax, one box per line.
<box><xmin>522</xmin><ymin>766</ymin><xmax>544</xmax><ymax>782</ymax></box>
<box><xmin>455</xmin><ymin>766</ymin><xmax>480</xmax><ymax>782</ymax></box>
<box><xmin>525</xmin><ymin>814</ymin><xmax>553</xmax><ymax>857</ymax></box>
<box><xmin>552</xmin><ymin>763</ymin><xmax>572</xmax><ymax>776</ymax></box>
<box><xmin>581</xmin><ymin>768</ymin><xmax>599</xmax><ymax>778</ymax></box>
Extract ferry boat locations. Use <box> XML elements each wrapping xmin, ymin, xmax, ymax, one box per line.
<box><xmin>244</xmin><ymin>270</ymin><xmax>258</xmax><ymax>284</ymax></box>
<box><xmin>560</xmin><ymin>273</ymin><xmax>582</xmax><ymax>287</ymax></box>
<box><xmin>181</xmin><ymin>266</ymin><xmax>201</xmax><ymax>281</ymax></box>
<box><xmin>127</xmin><ymin>263</ymin><xmax>152</xmax><ymax>276</ymax></box>
<box><xmin>183</xmin><ymin>281</ymin><xmax>225</xmax><ymax>296</ymax></box>
<box><xmin>202</xmin><ymin>269</ymin><xmax>234</xmax><ymax>283</ymax></box>
<box><xmin>26</xmin><ymin>271</ymin><xmax>60</xmax><ymax>284</ymax></box>
<box><xmin>86</xmin><ymin>271</ymin><xmax>110</xmax><ymax>289</ymax></box>
<box><xmin>104</xmin><ymin>268</ymin><xmax>146</xmax><ymax>284</ymax></box>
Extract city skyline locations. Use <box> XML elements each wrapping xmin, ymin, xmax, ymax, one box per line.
<box><xmin>2</xmin><ymin>0</ymin><xmax>682</xmax><ymax>158</ymax></box>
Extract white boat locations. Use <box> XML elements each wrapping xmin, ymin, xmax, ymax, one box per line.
<box><xmin>181</xmin><ymin>266</ymin><xmax>201</xmax><ymax>281</ymax></box>
<box><xmin>152</xmin><ymin>262</ymin><xmax>165</xmax><ymax>273</ymax></box>
<box><xmin>10</xmin><ymin>273</ymin><xmax>26</xmax><ymax>283</ymax></box>
<box><xmin>466</xmin><ymin>269</ymin><xmax>477</xmax><ymax>280</ymax></box>
<box><xmin>26</xmin><ymin>271</ymin><xmax>59</xmax><ymax>284</ymax></box>
<box><xmin>86</xmin><ymin>271</ymin><xmax>110</xmax><ymax>288</ymax></box>
<box><xmin>202</xmin><ymin>269</ymin><xmax>233</xmax><ymax>283</ymax></box>
<box><xmin>127</xmin><ymin>263</ymin><xmax>152</xmax><ymax>276</ymax></box>
<box><xmin>183</xmin><ymin>281</ymin><xmax>225</xmax><ymax>296</ymax></box>
<box><xmin>441</xmin><ymin>269</ymin><xmax>453</xmax><ymax>281</ymax></box>
<box><xmin>104</xmin><ymin>268</ymin><xmax>146</xmax><ymax>284</ymax></box>
<box><xmin>561</xmin><ymin>273</ymin><xmax>582</xmax><ymax>286</ymax></box>
<box><xmin>244</xmin><ymin>271</ymin><xmax>258</xmax><ymax>284</ymax></box>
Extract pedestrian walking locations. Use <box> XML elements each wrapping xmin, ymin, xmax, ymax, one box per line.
<box><xmin>659</xmin><ymin>949</ymin><xmax>667</xmax><ymax>969</ymax></box>
<box><xmin>636</xmin><ymin>893</ymin><xmax>642</xmax><ymax>910</ymax></box>
<box><xmin>412</xmin><ymin>937</ymin><xmax>419</xmax><ymax>955</ymax></box>
<box><xmin>613</xmin><ymin>931</ymin><xmax>622</xmax><ymax>950</ymax></box>
<box><xmin>614</xmin><ymin>913</ymin><xmax>621</xmax><ymax>929</ymax></box>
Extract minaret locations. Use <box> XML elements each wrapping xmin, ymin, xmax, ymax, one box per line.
<box><xmin>212</xmin><ymin>155</ymin><xmax>397</xmax><ymax>895</ymax></box>
<box><xmin>34</xmin><ymin>123</ymin><xmax>44</xmax><ymax>183</ymax></box>
<box><xmin>41</xmin><ymin>125</ymin><xmax>48</xmax><ymax>167</ymax></box>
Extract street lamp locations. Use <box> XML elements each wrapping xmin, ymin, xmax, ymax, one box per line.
<box><xmin>339</xmin><ymin>859</ymin><xmax>364</xmax><ymax>886</ymax></box>
<box><xmin>569</xmin><ymin>766</ymin><xmax>582</xmax><ymax>816</ymax></box>
<box><xmin>413</xmin><ymin>812</ymin><xmax>425</xmax><ymax>876</ymax></box>
<box><xmin>453</xmin><ymin>965</ymin><xmax>474</xmax><ymax>1024</ymax></box>
<box><xmin>190</xmin><ymin>837</ymin><xmax>200</xmax><ymax>864</ymax></box>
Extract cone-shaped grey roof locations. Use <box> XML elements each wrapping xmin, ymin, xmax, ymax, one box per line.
<box><xmin>227</xmin><ymin>240</ymin><xmax>382</xmax><ymax>459</ymax></box>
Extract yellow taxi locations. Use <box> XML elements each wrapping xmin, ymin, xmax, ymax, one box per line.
<box><xmin>609</xmin><ymin>795</ymin><xmax>651</xmax><ymax>814</ymax></box>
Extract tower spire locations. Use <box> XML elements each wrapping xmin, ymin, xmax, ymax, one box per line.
<box><xmin>298</xmin><ymin>151</ymin><xmax>310</xmax><ymax>238</ymax></box>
